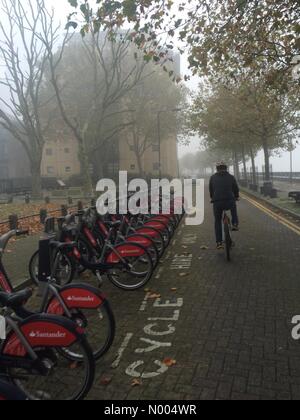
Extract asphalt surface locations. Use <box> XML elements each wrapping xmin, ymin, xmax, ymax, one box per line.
<box><xmin>3</xmin><ymin>189</ymin><xmax>300</xmax><ymax>400</ymax></box>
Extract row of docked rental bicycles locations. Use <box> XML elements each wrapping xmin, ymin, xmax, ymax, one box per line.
<box><xmin>0</xmin><ymin>194</ymin><xmax>184</xmax><ymax>400</ymax></box>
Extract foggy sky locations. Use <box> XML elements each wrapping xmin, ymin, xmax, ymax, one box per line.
<box><xmin>0</xmin><ymin>0</ymin><xmax>298</xmax><ymax>172</ymax></box>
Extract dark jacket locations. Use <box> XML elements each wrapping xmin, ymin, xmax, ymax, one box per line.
<box><xmin>209</xmin><ymin>171</ymin><xmax>240</xmax><ymax>203</ymax></box>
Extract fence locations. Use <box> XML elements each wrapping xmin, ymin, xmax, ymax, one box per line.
<box><xmin>0</xmin><ymin>200</ymin><xmax>90</xmax><ymax>235</ymax></box>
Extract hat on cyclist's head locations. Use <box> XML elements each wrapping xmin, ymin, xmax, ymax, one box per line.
<box><xmin>216</xmin><ymin>161</ymin><xmax>228</xmax><ymax>172</ymax></box>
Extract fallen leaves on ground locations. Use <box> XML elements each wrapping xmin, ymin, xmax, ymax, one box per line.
<box><xmin>148</xmin><ymin>293</ymin><xmax>161</xmax><ymax>299</ymax></box>
<box><xmin>163</xmin><ymin>358</ymin><xmax>177</xmax><ymax>367</ymax></box>
<box><xmin>131</xmin><ymin>379</ymin><xmax>142</xmax><ymax>387</ymax></box>
<box><xmin>69</xmin><ymin>362</ymin><xmax>80</xmax><ymax>370</ymax></box>
<box><xmin>100</xmin><ymin>376</ymin><xmax>113</xmax><ymax>386</ymax></box>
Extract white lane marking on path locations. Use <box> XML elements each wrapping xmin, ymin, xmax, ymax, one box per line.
<box><xmin>170</xmin><ymin>254</ymin><xmax>193</xmax><ymax>270</ymax></box>
<box><xmin>111</xmin><ymin>333</ymin><xmax>134</xmax><ymax>369</ymax></box>
<box><xmin>126</xmin><ymin>360</ymin><xmax>169</xmax><ymax>379</ymax></box>
<box><xmin>155</xmin><ymin>266</ymin><xmax>164</xmax><ymax>280</ymax></box>
<box><xmin>139</xmin><ymin>293</ymin><xmax>151</xmax><ymax>312</ymax></box>
<box><xmin>182</xmin><ymin>234</ymin><xmax>197</xmax><ymax>245</ymax></box>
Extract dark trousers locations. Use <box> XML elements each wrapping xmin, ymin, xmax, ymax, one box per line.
<box><xmin>213</xmin><ymin>200</ymin><xmax>239</xmax><ymax>243</ymax></box>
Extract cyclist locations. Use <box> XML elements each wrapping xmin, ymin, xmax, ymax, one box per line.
<box><xmin>209</xmin><ymin>162</ymin><xmax>240</xmax><ymax>250</ymax></box>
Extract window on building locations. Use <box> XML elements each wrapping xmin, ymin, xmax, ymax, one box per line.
<box><xmin>130</xmin><ymin>164</ymin><xmax>136</xmax><ymax>171</ymax></box>
<box><xmin>46</xmin><ymin>148</ymin><xmax>53</xmax><ymax>156</ymax></box>
<box><xmin>47</xmin><ymin>166</ymin><xmax>54</xmax><ymax>175</ymax></box>
<box><xmin>65</xmin><ymin>167</ymin><xmax>71</xmax><ymax>173</ymax></box>
<box><xmin>153</xmin><ymin>162</ymin><xmax>160</xmax><ymax>171</ymax></box>
<box><xmin>108</xmin><ymin>163</ymin><xmax>119</xmax><ymax>175</ymax></box>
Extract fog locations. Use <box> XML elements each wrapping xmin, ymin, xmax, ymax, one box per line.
<box><xmin>0</xmin><ymin>0</ymin><xmax>298</xmax><ymax>173</ymax></box>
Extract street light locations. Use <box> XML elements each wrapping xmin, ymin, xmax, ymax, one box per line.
<box><xmin>288</xmin><ymin>140</ymin><xmax>294</xmax><ymax>184</ymax></box>
<box><xmin>155</xmin><ymin>108</ymin><xmax>183</xmax><ymax>179</ymax></box>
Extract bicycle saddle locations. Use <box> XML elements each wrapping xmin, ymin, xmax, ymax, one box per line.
<box><xmin>0</xmin><ymin>288</ymin><xmax>32</xmax><ymax>309</ymax></box>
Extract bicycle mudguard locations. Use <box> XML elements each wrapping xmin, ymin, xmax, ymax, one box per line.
<box><xmin>83</xmin><ymin>227</ymin><xmax>98</xmax><ymax>248</ymax></box>
<box><xmin>125</xmin><ymin>235</ymin><xmax>153</xmax><ymax>249</ymax></box>
<box><xmin>46</xmin><ymin>284</ymin><xmax>105</xmax><ymax>315</ymax></box>
<box><xmin>144</xmin><ymin>220</ymin><xmax>167</xmax><ymax>231</ymax></box>
<box><xmin>0</xmin><ymin>272</ymin><xmax>13</xmax><ymax>293</ymax></box>
<box><xmin>2</xmin><ymin>315</ymin><xmax>83</xmax><ymax>357</ymax></box>
<box><xmin>135</xmin><ymin>228</ymin><xmax>160</xmax><ymax>238</ymax></box>
<box><xmin>97</xmin><ymin>221</ymin><xmax>109</xmax><ymax>238</ymax></box>
<box><xmin>152</xmin><ymin>215</ymin><xmax>173</xmax><ymax>224</ymax></box>
<box><xmin>106</xmin><ymin>243</ymin><xmax>146</xmax><ymax>263</ymax></box>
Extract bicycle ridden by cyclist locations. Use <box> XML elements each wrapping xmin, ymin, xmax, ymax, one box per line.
<box><xmin>209</xmin><ymin>162</ymin><xmax>240</xmax><ymax>250</ymax></box>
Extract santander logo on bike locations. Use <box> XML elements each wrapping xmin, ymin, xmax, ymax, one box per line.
<box><xmin>66</xmin><ymin>295</ymin><xmax>95</xmax><ymax>303</ymax></box>
<box><xmin>29</xmin><ymin>330</ymin><xmax>67</xmax><ymax>339</ymax></box>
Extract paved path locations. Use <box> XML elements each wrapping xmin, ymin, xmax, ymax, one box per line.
<box><xmin>3</xmin><ymin>190</ymin><xmax>300</xmax><ymax>400</ymax></box>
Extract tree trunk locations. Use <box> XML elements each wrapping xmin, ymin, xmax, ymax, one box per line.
<box><xmin>249</xmin><ymin>148</ymin><xmax>257</xmax><ymax>185</ymax></box>
<box><xmin>262</xmin><ymin>139</ymin><xmax>271</xmax><ymax>181</ymax></box>
<box><xmin>242</xmin><ymin>145</ymin><xmax>248</xmax><ymax>182</ymax></box>
<box><xmin>233</xmin><ymin>150</ymin><xmax>240</xmax><ymax>180</ymax></box>
<box><xmin>78</xmin><ymin>140</ymin><xmax>93</xmax><ymax>196</ymax></box>
<box><xmin>136</xmin><ymin>152</ymin><xmax>144</xmax><ymax>177</ymax></box>
<box><xmin>31</xmin><ymin>162</ymin><xmax>42</xmax><ymax>199</ymax></box>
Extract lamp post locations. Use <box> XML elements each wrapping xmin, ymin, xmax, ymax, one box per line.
<box><xmin>156</xmin><ymin>108</ymin><xmax>183</xmax><ymax>179</ymax></box>
<box><xmin>288</xmin><ymin>140</ymin><xmax>294</xmax><ymax>184</ymax></box>
<box><xmin>290</xmin><ymin>56</ymin><xmax>300</xmax><ymax>184</ymax></box>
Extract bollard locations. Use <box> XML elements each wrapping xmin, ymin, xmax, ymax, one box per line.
<box><xmin>78</xmin><ymin>201</ymin><xmax>83</xmax><ymax>211</ymax></box>
<box><xmin>25</xmin><ymin>194</ymin><xmax>30</xmax><ymax>204</ymax></box>
<box><xmin>9</xmin><ymin>214</ymin><xmax>18</xmax><ymax>230</ymax></box>
<box><xmin>45</xmin><ymin>196</ymin><xmax>50</xmax><ymax>204</ymax></box>
<box><xmin>61</xmin><ymin>205</ymin><xmax>68</xmax><ymax>217</ymax></box>
<box><xmin>40</xmin><ymin>209</ymin><xmax>48</xmax><ymax>224</ymax></box>
<box><xmin>68</xmin><ymin>197</ymin><xmax>73</xmax><ymax>205</ymax></box>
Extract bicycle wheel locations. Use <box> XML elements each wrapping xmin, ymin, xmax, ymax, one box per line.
<box><xmin>134</xmin><ymin>227</ymin><xmax>166</xmax><ymax>258</ymax></box>
<box><xmin>60</xmin><ymin>301</ymin><xmax>116</xmax><ymax>362</ymax></box>
<box><xmin>29</xmin><ymin>250</ymin><xmax>75</xmax><ymax>287</ymax></box>
<box><xmin>144</xmin><ymin>221</ymin><xmax>171</xmax><ymax>248</ymax></box>
<box><xmin>126</xmin><ymin>234</ymin><xmax>160</xmax><ymax>269</ymax></box>
<box><xmin>0</xmin><ymin>380</ymin><xmax>27</xmax><ymax>400</ymax></box>
<box><xmin>76</xmin><ymin>238</ymin><xmax>95</xmax><ymax>274</ymax></box>
<box><xmin>8</xmin><ymin>338</ymin><xmax>95</xmax><ymax>400</ymax></box>
<box><xmin>107</xmin><ymin>246</ymin><xmax>153</xmax><ymax>290</ymax></box>
<box><xmin>224</xmin><ymin>222</ymin><xmax>232</xmax><ymax>262</ymax></box>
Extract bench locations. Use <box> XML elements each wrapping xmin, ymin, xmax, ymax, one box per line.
<box><xmin>289</xmin><ymin>191</ymin><xmax>300</xmax><ymax>204</ymax></box>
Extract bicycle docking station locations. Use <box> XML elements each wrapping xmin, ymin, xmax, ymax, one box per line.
<box><xmin>38</xmin><ymin>238</ymin><xmax>52</xmax><ymax>297</ymax></box>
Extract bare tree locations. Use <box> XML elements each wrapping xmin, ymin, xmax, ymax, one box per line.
<box><xmin>125</xmin><ymin>69</ymin><xmax>186</xmax><ymax>176</ymax></box>
<box><xmin>0</xmin><ymin>0</ymin><xmax>58</xmax><ymax>197</ymax></box>
<box><xmin>39</xmin><ymin>17</ymin><xmax>152</xmax><ymax>193</ymax></box>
